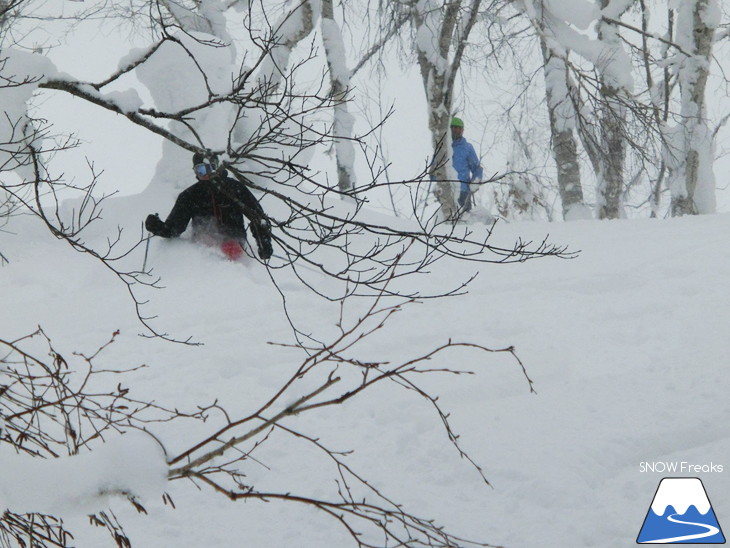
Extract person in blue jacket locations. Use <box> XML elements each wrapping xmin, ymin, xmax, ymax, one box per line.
<box><xmin>450</xmin><ymin>117</ymin><xmax>483</xmax><ymax>213</ymax></box>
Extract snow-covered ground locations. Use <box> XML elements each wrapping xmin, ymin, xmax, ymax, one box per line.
<box><xmin>2</xmin><ymin>196</ymin><xmax>729</xmax><ymax>547</ymax></box>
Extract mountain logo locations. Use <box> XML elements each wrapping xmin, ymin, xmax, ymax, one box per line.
<box><xmin>637</xmin><ymin>477</ymin><xmax>725</xmax><ymax>544</ymax></box>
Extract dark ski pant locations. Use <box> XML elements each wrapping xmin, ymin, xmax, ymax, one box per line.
<box><xmin>458</xmin><ymin>182</ymin><xmax>472</xmax><ymax>212</ymax></box>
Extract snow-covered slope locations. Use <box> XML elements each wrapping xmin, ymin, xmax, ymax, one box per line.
<box><xmin>2</xmin><ymin>202</ymin><xmax>730</xmax><ymax>547</ymax></box>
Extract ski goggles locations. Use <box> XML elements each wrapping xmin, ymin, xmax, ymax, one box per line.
<box><xmin>193</xmin><ymin>163</ymin><xmax>215</xmax><ymax>177</ymax></box>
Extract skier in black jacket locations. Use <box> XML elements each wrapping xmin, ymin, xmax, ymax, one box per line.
<box><xmin>145</xmin><ymin>153</ymin><xmax>273</xmax><ymax>260</ymax></box>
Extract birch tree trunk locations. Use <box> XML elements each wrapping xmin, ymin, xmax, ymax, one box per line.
<box><xmin>596</xmin><ymin>95</ymin><xmax>625</xmax><ymax>219</ymax></box>
<box><xmin>521</xmin><ymin>0</ymin><xmax>590</xmax><ymax>220</ymax></box>
<box><xmin>539</xmin><ymin>38</ymin><xmax>590</xmax><ymax>221</ymax></box>
<box><xmin>595</xmin><ymin>1</ymin><xmax>628</xmax><ymax>220</ymax></box>
<box><xmin>321</xmin><ymin>0</ymin><xmax>355</xmax><ymax>194</ymax></box>
<box><xmin>670</xmin><ymin>0</ymin><xmax>718</xmax><ymax>216</ymax></box>
<box><xmin>412</xmin><ymin>0</ymin><xmax>457</xmax><ymax>220</ymax></box>
<box><xmin>640</xmin><ymin>1</ymin><xmax>674</xmax><ymax>217</ymax></box>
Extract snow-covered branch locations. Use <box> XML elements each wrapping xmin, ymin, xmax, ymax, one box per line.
<box><xmin>0</xmin><ymin>328</ymin><xmax>191</xmax><ymax>545</ymax></box>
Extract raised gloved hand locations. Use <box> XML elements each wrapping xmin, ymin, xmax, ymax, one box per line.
<box><xmin>145</xmin><ymin>213</ymin><xmax>166</xmax><ymax>236</ymax></box>
<box><xmin>258</xmin><ymin>237</ymin><xmax>273</xmax><ymax>260</ymax></box>
<box><xmin>252</xmin><ymin>217</ymin><xmax>273</xmax><ymax>260</ymax></box>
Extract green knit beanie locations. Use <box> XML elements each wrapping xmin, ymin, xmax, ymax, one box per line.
<box><xmin>450</xmin><ymin>117</ymin><xmax>464</xmax><ymax>128</ymax></box>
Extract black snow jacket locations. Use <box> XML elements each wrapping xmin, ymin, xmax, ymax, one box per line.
<box><xmin>146</xmin><ymin>172</ymin><xmax>273</xmax><ymax>259</ymax></box>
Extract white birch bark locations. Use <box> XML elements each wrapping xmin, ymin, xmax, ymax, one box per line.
<box><xmin>521</xmin><ymin>0</ymin><xmax>590</xmax><ymax>220</ymax></box>
<box><xmin>321</xmin><ymin>0</ymin><xmax>355</xmax><ymax>194</ymax></box>
<box><xmin>669</xmin><ymin>0</ymin><xmax>718</xmax><ymax>215</ymax></box>
<box><xmin>595</xmin><ymin>0</ymin><xmax>630</xmax><ymax>220</ymax></box>
<box><xmin>538</xmin><ymin>36</ymin><xmax>591</xmax><ymax>221</ymax></box>
<box><xmin>641</xmin><ymin>1</ymin><xmax>674</xmax><ymax>217</ymax></box>
<box><xmin>412</xmin><ymin>0</ymin><xmax>455</xmax><ymax>220</ymax></box>
<box><xmin>595</xmin><ymin>96</ymin><xmax>625</xmax><ymax>220</ymax></box>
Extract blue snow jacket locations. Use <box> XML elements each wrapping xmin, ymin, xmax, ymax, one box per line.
<box><xmin>452</xmin><ymin>137</ymin><xmax>483</xmax><ymax>185</ymax></box>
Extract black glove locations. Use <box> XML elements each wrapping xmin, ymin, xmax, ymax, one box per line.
<box><xmin>258</xmin><ymin>237</ymin><xmax>273</xmax><ymax>260</ymax></box>
<box><xmin>145</xmin><ymin>214</ymin><xmax>166</xmax><ymax>236</ymax></box>
<box><xmin>251</xmin><ymin>217</ymin><xmax>273</xmax><ymax>260</ymax></box>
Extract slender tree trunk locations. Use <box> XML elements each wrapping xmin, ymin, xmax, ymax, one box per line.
<box><xmin>321</xmin><ymin>0</ymin><xmax>355</xmax><ymax>194</ymax></box>
<box><xmin>596</xmin><ymin>95</ymin><xmax>625</xmax><ymax>219</ymax></box>
<box><xmin>670</xmin><ymin>0</ymin><xmax>718</xmax><ymax>216</ymax></box>
<box><xmin>523</xmin><ymin>0</ymin><xmax>590</xmax><ymax>220</ymax></box>
<box><xmin>540</xmin><ymin>38</ymin><xmax>589</xmax><ymax>220</ymax></box>
<box><xmin>595</xmin><ymin>2</ymin><xmax>628</xmax><ymax>220</ymax></box>
<box><xmin>640</xmin><ymin>1</ymin><xmax>673</xmax><ymax>217</ymax></box>
<box><xmin>412</xmin><ymin>0</ymin><xmax>457</xmax><ymax>220</ymax></box>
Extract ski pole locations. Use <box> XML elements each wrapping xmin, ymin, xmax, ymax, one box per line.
<box><xmin>142</xmin><ymin>236</ymin><xmax>151</xmax><ymax>271</ymax></box>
